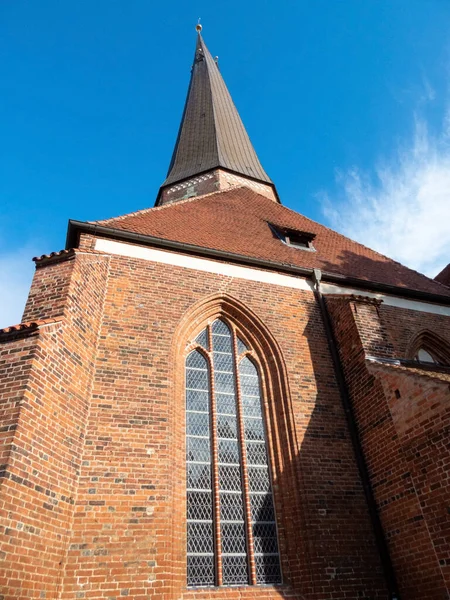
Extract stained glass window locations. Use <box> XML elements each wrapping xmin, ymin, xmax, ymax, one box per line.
<box><xmin>186</xmin><ymin>320</ymin><xmax>282</xmax><ymax>587</ymax></box>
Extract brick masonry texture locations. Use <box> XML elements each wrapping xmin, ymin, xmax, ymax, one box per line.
<box><xmin>0</xmin><ymin>234</ymin><xmax>449</xmax><ymax>599</ymax></box>
<box><xmin>379</xmin><ymin>303</ymin><xmax>450</xmax><ymax>358</ymax></box>
<box><xmin>60</xmin><ymin>246</ymin><xmax>386</xmax><ymax>600</ymax></box>
<box><xmin>1</xmin><ymin>239</ymin><xmax>388</xmax><ymax>599</ymax></box>
<box><xmin>0</xmin><ymin>251</ymin><xmax>110</xmax><ymax>599</ymax></box>
<box><xmin>158</xmin><ymin>169</ymin><xmax>277</xmax><ymax>204</ymax></box>
<box><xmin>326</xmin><ymin>296</ymin><xmax>450</xmax><ymax>599</ymax></box>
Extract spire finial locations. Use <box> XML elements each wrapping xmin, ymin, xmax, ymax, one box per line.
<box><xmin>196</xmin><ymin>18</ymin><xmax>202</xmax><ymax>33</ymax></box>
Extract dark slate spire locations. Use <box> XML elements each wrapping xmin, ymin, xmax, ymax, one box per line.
<box><xmin>162</xmin><ymin>31</ymin><xmax>272</xmax><ymax>189</ymax></box>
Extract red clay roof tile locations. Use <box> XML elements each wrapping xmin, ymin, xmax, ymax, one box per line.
<box><xmin>435</xmin><ymin>263</ymin><xmax>450</xmax><ymax>288</ymax></box>
<box><xmin>0</xmin><ymin>318</ymin><xmax>63</xmax><ymax>336</ymax></box>
<box><xmin>33</xmin><ymin>248</ymin><xmax>101</xmax><ymax>263</ymax></box>
<box><xmin>33</xmin><ymin>249</ymin><xmax>74</xmax><ymax>262</ymax></box>
<box><xmin>95</xmin><ymin>186</ymin><xmax>450</xmax><ymax>297</ymax></box>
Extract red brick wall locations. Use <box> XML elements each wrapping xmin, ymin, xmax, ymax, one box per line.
<box><xmin>0</xmin><ymin>252</ymin><xmax>109</xmax><ymax>598</ymax></box>
<box><xmin>158</xmin><ymin>169</ymin><xmax>277</xmax><ymax>205</ymax></box>
<box><xmin>4</xmin><ymin>236</ymin><xmax>450</xmax><ymax>599</ymax></box>
<box><xmin>327</xmin><ymin>296</ymin><xmax>450</xmax><ymax>599</ymax></box>
<box><xmin>1</xmin><ymin>238</ymin><xmax>400</xmax><ymax>599</ymax></box>
<box><xmin>56</xmin><ymin>239</ymin><xmax>386</xmax><ymax>600</ymax></box>
<box><xmin>22</xmin><ymin>254</ymin><xmax>76</xmax><ymax>322</ymax></box>
<box><xmin>370</xmin><ymin>365</ymin><xmax>450</xmax><ymax>595</ymax></box>
<box><xmin>380</xmin><ymin>303</ymin><xmax>450</xmax><ymax>358</ymax></box>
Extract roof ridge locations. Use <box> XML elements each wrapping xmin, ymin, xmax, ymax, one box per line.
<box><xmin>430</xmin><ymin>266</ymin><xmax>450</xmax><ymax>292</ymax></box>
<box><xmin>93</xmin><ymin>184</ymin><xmax>262</xmax><ymax>224</ymax></box>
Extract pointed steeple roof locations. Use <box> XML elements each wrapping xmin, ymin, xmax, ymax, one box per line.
<box><xmin>162</xmin><ymin>31</ymin><xmax>272</xmax><ymax>189</ymax></box>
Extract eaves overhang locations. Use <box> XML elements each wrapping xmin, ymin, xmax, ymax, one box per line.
<box><xmin>66</xmin><ymin>219</ymin><xmax>450</xmax><ymax>307</ymax></box>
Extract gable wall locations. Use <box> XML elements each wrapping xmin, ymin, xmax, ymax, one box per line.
<box><xmin>3</xmin><ymin>233</ymin><xmax>450</xmax><ymax>599</ymax></box>
<box><xmin>57</xmin><ymin>239</ymin><xmax>386</xmax><ymax>600</ymax></box>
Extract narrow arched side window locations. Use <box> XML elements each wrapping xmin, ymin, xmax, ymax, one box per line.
<box><xmin>415</xmin><ymin>348</ymin><xmax>439</xmax><ymax>364</ymax></box>
<box><xmin>407</xmin><ymin>330</ymin><xmax>450</xmax><ymax>366</ymax></box>
<box><xmin>185</xmin><ymin>319</ymin><xmax>282</xmax><ymax>588</ymax></box>
<box><xmin>186</xmin><ymin>349</ymin><xmax>215</xmax><ymax>586</ymax></box>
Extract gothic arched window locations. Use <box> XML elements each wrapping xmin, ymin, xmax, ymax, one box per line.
<box><xmin>185</xmin><ymin>319</ymin><xmax>282</xmax><ymax>588</ymax></box>
<box><xmin>415</xmin><ymin>348</ymin><xmax>439</xmax><ymax>364</ymax></box>
<box><xmin>407</xmin><ymin>330</ymin><xmax>450</xmax><ymax>366</ymax></box>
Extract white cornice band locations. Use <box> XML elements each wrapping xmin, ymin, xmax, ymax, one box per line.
<box><xmin>95</xmin><ymin>239</ymin><xmax>450</xmax><ymax>317</ymax></box>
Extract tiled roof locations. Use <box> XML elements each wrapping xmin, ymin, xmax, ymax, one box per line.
<box><xmin>95</xmin><ymin>186</ymin><xmax>450</xmax><ymax>297</ymax></box>
<box><xmin>162</xmin><ymin>33</ymin><xmax>271</xmax><ymax>190</ymax></box>
<box><xmin>435</xmin><ymin>263</ymin><xmax>450</xmax><ymax>288</ymax></box>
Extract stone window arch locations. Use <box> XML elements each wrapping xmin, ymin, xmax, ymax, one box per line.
<box><xmin>407</xmin><ymin>329</ymin><xmax>450</xmax><ymax>366</ymax></box>
<box><xmin>169</xmin><ymin>294</ymin><xmax>296</xmax><ymax>596</ymax></box>
<box><xmin>185</xmin><ymin>318</ymin><xmax>281</xmax><ymax>587</ymax></box>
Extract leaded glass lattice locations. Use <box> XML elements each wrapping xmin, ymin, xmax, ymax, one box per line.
<box><xmin>239</xmin><ymin>357</ymin><xmax>282</xmax><ymax>585</ymax></box>
<box><xmin>186</xmin><ymin>350</ymin><xmax>214</xmax><ymax>586</ymax></box>
<box><xmin>237</xmin><ymin>336</ymin><xmax>249</xmax><ymax>355</ymax></box>
<box><xmin>185</xmin><ymin>324</ymin><xmax>281</xmax><ymax>587</ymax></box>
<box><xmin>212</xmin><ymin>320</ymin><xmax>249</xmax><ymax>585</ymax></box>
<box><xmin>195</xmin><ymin>329</ymin><xmax>209</xmax><ymax>351</ymax></box>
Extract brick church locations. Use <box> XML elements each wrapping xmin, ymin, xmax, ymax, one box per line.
<box><xmin>1</xmin><ymin>27</ymin><xmax>449</xmax><ymax>600</ymax></box>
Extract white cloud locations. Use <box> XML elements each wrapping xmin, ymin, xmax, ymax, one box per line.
<box><xmin>420</xmin><ymin>75</ymin><xmax>436</xmax><ymax>103</ymax></box>
<box><xmin>321</xmin><ymin>110</ymin><xmax>450</xmax><ymax>279</ymax></box>
<box><xmin>0</xmin><ymin>245</ymin><xmax>40</xmax><ymax>329</ymax></box>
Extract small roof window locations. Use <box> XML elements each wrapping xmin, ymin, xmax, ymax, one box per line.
<box><xmin>269</xmin><ymin>224</ymin><xmax>316</xmax><ymax>251</ymax></box>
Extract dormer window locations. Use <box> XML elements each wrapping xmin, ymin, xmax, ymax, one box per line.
<box><xmin>269</xmin><ymin>224</ymin><xmax>316</xmax><ymax>251</ymax></box>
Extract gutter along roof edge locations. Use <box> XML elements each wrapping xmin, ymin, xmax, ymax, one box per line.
<box><xmin>66</xmin><ymin>219</ymin><xmax>450</xmax><ymax>307</ymax></box>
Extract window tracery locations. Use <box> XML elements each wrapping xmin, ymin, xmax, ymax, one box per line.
<box><xmin>407</xmin><ymin>330</ymin><xmax>450</xmax><ymax>366</ymax></box>
<box><xmin>185</xmin><ymin>319</ymin><xmax>281</xmax><ymax>587</ymax></box>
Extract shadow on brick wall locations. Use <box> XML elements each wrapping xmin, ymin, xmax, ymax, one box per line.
<box><xmin>277</xmin><ymin>303</ymin><xmax>389</xmax><ymax>598</ymax></box>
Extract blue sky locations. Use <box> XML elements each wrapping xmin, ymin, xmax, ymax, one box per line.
<box><xmin>1</xmin><ymin>0</ymin><xmax>450</xmax><ymax>327</ymax></box>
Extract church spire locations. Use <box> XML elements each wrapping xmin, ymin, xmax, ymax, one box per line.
<box><xmin>157</xmin><ymin>27</ymin><xmax>277</xmax><ymax>205</ymax></box>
